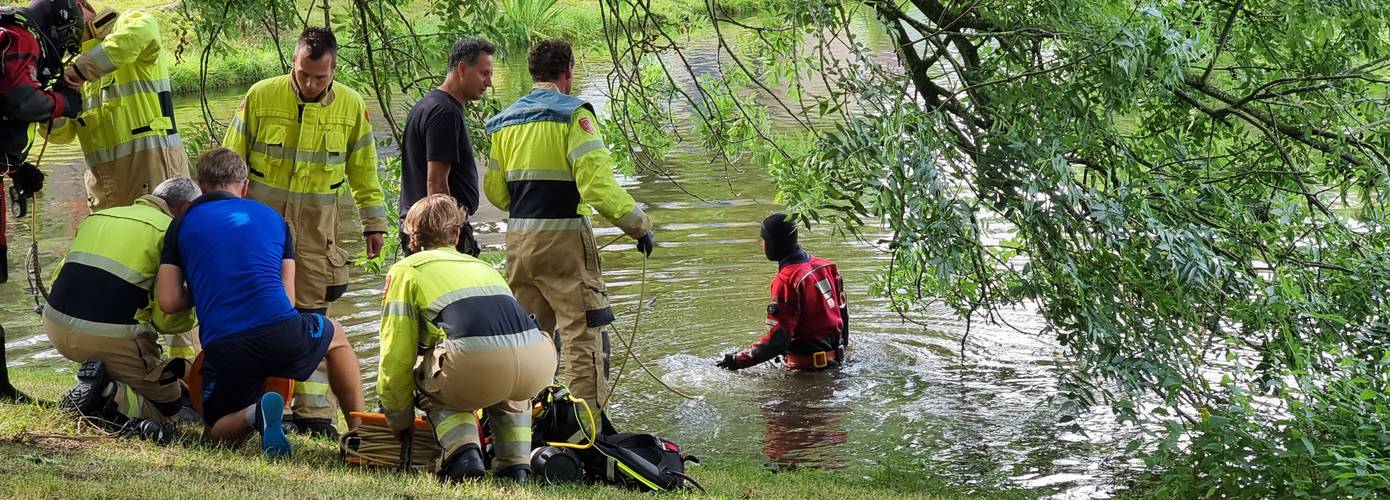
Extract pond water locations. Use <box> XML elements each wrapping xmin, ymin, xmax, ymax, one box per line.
<box><xmin>0</xmin><ymin>35</ymin><xmax>1140</xmax><ymax>498</ymax></box>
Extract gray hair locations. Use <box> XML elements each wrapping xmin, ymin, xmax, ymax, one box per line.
<box><xmin>196</xmin><ymin>147</ymin><xmax>248</xmax><ymax>186</ymax></box>
<box><xmin>449</xmin><ymin>38</ymin><xmax>496</xmax><ymax>73</ymax></box>
<box><xmin>152</xmin><ymin>176</ymin><xmax>201</xmax><ymax>206</ymax></box>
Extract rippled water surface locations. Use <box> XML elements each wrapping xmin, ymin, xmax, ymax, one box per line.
<box><xmin>1</xmin><ymin>43</ymin><xmax>1139</xmax><ymax>498</ymax></box>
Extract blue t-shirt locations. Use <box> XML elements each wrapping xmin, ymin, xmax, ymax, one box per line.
<box><xmin>161</xmin><ymin>191</ymin><xmax>298</xmax><ymax>346</ymax></box>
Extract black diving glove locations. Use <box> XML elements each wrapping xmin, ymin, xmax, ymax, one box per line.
<box><xmin>636</xmin><ymin>230</ymin><xmax>655</xmax><ymax>257</ymax></box>
<box><xmin>716</xmin><ymin>353</ymin><xmax>738</xmax><ymax>370</ymax></box>
<box><xmin>8</xmin><ymin>162</ymin><xmax>44</xmax><ymax>197</ymax></box>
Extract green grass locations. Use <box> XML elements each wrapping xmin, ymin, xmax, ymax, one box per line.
<box><xmin>1</xmin><ymin>368</ymin><xmax>1003</xmax><ymax>499</ymax></box>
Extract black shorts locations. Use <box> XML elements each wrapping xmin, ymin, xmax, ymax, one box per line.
<box><xmin>201</xmin><ymin>313</ymin><xmax>335</xmax><ymax>425</ymax></box>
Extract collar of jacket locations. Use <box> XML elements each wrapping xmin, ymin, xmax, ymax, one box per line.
<box><xmin>778</xmin><ymin>248</ymin><xmax>810</xmax><ymax>269</ymax></box>
<box><xmin>134</xmin><ymin>194</ymin><xmax>171</xmax><ymax>216</ymax></box>
<box><xmin>287</xmin><ymin>75</ymin><xmax>337</xmax><ymax>106</ymax></box>
<box><xmin>532</xmin><ymin>82</ymin><xmax>561</xmax><ymax>93</ymax></box>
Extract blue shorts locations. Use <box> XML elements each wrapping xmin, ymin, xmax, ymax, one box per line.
<box><xmin>201</xmin><ymin>313</ymin><xmax>335</xmax><ymax>425</ymax></box>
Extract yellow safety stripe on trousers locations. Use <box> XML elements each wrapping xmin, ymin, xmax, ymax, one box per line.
<box><xmin>248</xmin><ymin>180</ymin><xmax>340</xmax><ymax>206</ymax></box>
<box><xmin>506</xmin><ymin>217</ymin><xmax>588</xmax><ymax>231</ymax></box>
<box><xmin>295</xmin><ymin>381</ymin><xmax>331</xmax><ymax>407</ymax></box>
<box><xmin>440</xmin><ymin>328</ymin><xmax>548</xmax><ymax>352</ymax></box>
<box><xmin>167</xmin><ymin>346</ymin><xmax>197</xmax><ymax>360</ymax></box>
<box><xmin>490</xmin><ymin>412</ymin><xmax>532</xmax><ymax>459</ymax></box>
<box><xmin>432</xmin><ymin>410</ymin><xmax>480</xmax><ymax>449</ymax></box>
<box><xmin>423</xmin><ymin>285</ymin><xmax>514</xmax><ymax>319</ymax></box>
<box><xmin>505</xmin><ymin>168</ymin><xmax>573</xmax><ymax>182</ymax></box>
<box><xmin>85</xmin><ymin>133</ymin><xmax>183</xmax><ymax>166</ymax></box>
<box><xmin>43</xmin><ymin>303</ymin><xmax>152</xmax><ymax>338</ymax></box>
<box><xmin>84</xmin><ymin>78</ymin><xmax>172</xmax><ymax>110</ymax></box>
<box><xmin>567</xmin><ymin>139</ymin><xmax>606</xmax><ymax>165</ymax></box>
<box><xmin>64</xmin><ymin>250</ymin><xmax>155</xmax><ymax>290</ymax></box>
<box><xmin>117</xmin><ymin>383</ymin><xmax>142</xmax><ymax>419</ymax></box>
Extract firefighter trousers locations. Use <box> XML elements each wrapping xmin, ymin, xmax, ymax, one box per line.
<box><xmin>505</xmin><ymin>220</ymin><xmax>615</xmax><ymax>414</ymax></box>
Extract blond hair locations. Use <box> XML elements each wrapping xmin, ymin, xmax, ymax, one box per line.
<box><xmin>404</xmin><ymin>194</ymin><xmax>462</xmax><ymax>252</ymax></box>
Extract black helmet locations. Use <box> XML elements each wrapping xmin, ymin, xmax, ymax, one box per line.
<box><xmin>24</xmin><ymin>0</ymin><xmax>83</xmax><ymax>57</ymax></box>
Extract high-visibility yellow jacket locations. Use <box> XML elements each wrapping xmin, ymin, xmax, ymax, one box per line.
<box><xmin>376</xmin><ymin>248</ymin><xmax>546</xmax><ymax>418</ymax></box>
<box><xmin>484</xmin><ymin>83</ymin><xmax>650</xmax><ymax>236</ymax></box>
<box><xmin>44</xmin><ymin>195</ymin><xmax>197</xmax><ymax>337</ymax></box>
<box><xmin>47</xmin><ymin>10</ymin><xmax>188</xmax><ymax>209</ymax></box>
<box><xmin>223</xmin><ymin>75</ymin><xmax>387</xmax><ymax>309</ymax></box>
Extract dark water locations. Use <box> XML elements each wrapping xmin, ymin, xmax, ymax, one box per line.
<box><xmin>0</xmin><ymin>41</ymin><xmax>1139</xmax><ymax>499</ymax></box>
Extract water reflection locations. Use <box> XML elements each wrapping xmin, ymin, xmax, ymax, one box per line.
<box><xmin>759</xmin><ymin>370</ymin><xmax>849</xmax><ymax>470</ymax></box>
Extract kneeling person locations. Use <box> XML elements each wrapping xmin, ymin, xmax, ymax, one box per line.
<box><xmin>156</xmin><ymin>148</ymin><xmax>364</xmax><ymax>456</ymax></box>
<box><xmin>48</xmin><ymin>177</ymin><xmax>201</xmax><ymax>430</ymax></box>
<box><xmin>378</xmin><ymin>194</ymin><xmax>556</xmax><ymax>483</ymax></box>
<box><xmin>717</xmin><ymin>213</ymin><xmax>849</xmax><ymax>371</ymax></box>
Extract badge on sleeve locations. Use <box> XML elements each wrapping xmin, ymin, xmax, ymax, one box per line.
<box><xmin>383</xmin><ymin>274</ymin><xmax>393</xmax><ymax>302</ymax></box>
<box><xmin>579</xmin><ymin>117</ymin><xmax>595</xmax><ymax>134</ymax></box>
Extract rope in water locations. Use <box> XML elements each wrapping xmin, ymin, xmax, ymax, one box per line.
<box><xmin>604</xmin><ymin>250</ymin><xmax>698</xmax><ymax>408</ymax></box>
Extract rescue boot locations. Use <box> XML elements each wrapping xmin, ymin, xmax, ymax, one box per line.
<box><xmin>0</xmin><ymin>324</ymin><xmax>35</xmax><ymax>403</ymax></box>
<box><xmin>280</xmin><ymin>417</ymin><xmax>299</xmax><ymax>436</ymax></box>
<box><xmin>437</xmin><ymin>443</ymin><xmax>486</xmax><ymax>482</ymax></box>
<box><xmin>255</xmin><ymin>392</ymin><xmax>292</xmax><ymax>458</ymax></box>
<box><xmin>496</xmin><ymin>464</ymin><xmax>529</xmax><ymax>484</ymax></box>
<box><xmin>59</xmin><ymin>358</ymin><xmax>119</xmax><ymax>421</ymax></box>
<box><xmin>292</xmin><ymin>417</ymin><xmax>339</xmax><ymax>440</ymax></box>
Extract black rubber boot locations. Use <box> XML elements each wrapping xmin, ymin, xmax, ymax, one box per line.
<box><xmin>438</xmin><ymin>443</ymin><xmax>486</xmax><ymax>483</ymax></box>
<box><xmin>496</xmin><ymin>464</ymin><xmax>529</xmax><ymax>484</ymax></box>
<box><xmin>0</xmin><ymin>324</ymin><xmax>35</xmax><ymax>403</ymax></box>
<box><xmin>127</xmin><ymin>419</ymin><xmax>170</xmax><ymax>445</ymax></box>
<box><xmin>59</xmin><ymin>358</ymin><xmax>118</xmax><ymax>420</ymax></box>
<box><xmin>293</xmin><ymin>417</ymin><xmax>339</xmax><ymax>440</ymax></box>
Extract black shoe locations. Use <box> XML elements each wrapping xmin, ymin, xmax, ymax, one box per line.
<box><xmin>281</xmin><ymin>418</ymin><xmax>299</xmax><ymax>436</ymax></box>
<box><xmin>438</xmin><ymin>443</ymin><xmax>486</xmax><ymax>483</ymax></box>
<box><xmin>0</xmin><ymin>382</ymin><xmax>34</xmax><ymax>404</ymax></box>
<box><xmin>293</xmin><ymin>418</ymin><xmax>339</xmax><ymax>440</ymax></box>
<box><xmin>59</xmin><ymin>358</ymin><xmax>116</xmax><ymax>419</ymax></box>
<box><xmin>128</xmin><ymin>419</ymin><xmax>171</xmax><ymax>445</ymax></box>
<box><xmin>496</xmin><ymin>464</ymin><xmax>529</xmax><ymax>484</ymax></box>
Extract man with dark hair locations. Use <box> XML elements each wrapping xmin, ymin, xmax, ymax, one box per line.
<box><xmin>155</xmin><ymin>148</ymin><xmax>365</xmax><ymax>457</ymax></box>
<box><xmin>484</xmin><ymin>38</ymin><xmax>654</xmax><ymax>434</ymax></box>
<box><xmin>222</xmin><ymin>27</ymin><xmax>386</xmax><ymax>438</ymax></box>
<box><xmin>716</xmin><ymin>213</ymin><xmax>849</xmax><ymax>371</ymax></box>
<box><xmin>398</xmin><ymin>37</ymin><xmax>495</xmax><ymax>257</ymax></box>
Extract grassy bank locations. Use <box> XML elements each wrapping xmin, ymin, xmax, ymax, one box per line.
<box><xmin>0</xmin><ymin>368</ymin><xmax>1005</xmax><ymax>499</ymax></box>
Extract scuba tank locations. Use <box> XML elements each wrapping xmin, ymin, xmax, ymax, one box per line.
<box><xmin>529</xmin><ymin>445</ymin><xmax>584</xmax><ymax>484</ymax></box>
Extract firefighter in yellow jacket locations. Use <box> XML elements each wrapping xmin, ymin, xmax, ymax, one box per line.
<box><xmin>222</xmin><ymin>28</ymin><xmax>387</xmax><ymax>438</ymax></box>
<box><xmin>484</xmin><ymin>39</ymin><xmax>653</xmax><ymax>433</ymax></box>
<box><xmin>378</xmin><ymin>195</ymin><xmax>555</xmax><ymax>483</ymax></box>
<box><xmin>46</xmin><ymin>177</ymin><xmax>200</xmax><ymax>438</ymax></box>
<box><xmin>48</xmin><ymin>2</ymin><xmax>190</xmax><ymax>212</ymax></box>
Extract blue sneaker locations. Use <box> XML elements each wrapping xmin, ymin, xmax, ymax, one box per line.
<box><xmin>257</xmin><ymin>392</ymin><xmax>291</xmax><ymax>457</ymax></box>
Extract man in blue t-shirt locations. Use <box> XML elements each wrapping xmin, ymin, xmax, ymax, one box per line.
<box><xmin>156</xmin><ymin>148</ymin><xmax>364</xmax><ymax>456</ymax></box>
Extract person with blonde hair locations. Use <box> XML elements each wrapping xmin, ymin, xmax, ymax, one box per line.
<box><xmin>377</xmin><ymin>194</ymin><xmax>556</xmax><ymax>483</ymax></box>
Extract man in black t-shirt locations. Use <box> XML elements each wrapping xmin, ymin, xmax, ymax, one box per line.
<box><xmin>399</xmin><ymin>38</ymin><xmax>495</xmax><ymax>257</ymax></box>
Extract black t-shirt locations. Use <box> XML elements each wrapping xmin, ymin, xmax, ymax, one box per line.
<box><xmin>400</xmin><ymin>89</ymin><xmax>479</xmax><ymax>218</ymax></box>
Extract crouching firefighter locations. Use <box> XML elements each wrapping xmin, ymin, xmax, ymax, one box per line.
<box><xmin>46</xmin><ymin>177</ymin><xmax>201</xmax><ymax>435</ymax></box>
<box><xmin>0</xmin><ymin>0</ymin><xmax>85</xmax><ymax>403</ymax></box>
<box><xmin>377</xmin><ymin>195</ymin><xmax>557</xmax><ymax>483</ymax></box>
<box><xmin>717</xmin><ymin>213</ymin><xmax>849</xmax><ymax>371</ymax></box>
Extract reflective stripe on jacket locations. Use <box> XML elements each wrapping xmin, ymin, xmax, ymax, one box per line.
<box><xmin>376</xmin><ymin>248</ymin><xmax>543</xmax><ymax>414</ymax></box>
<box><xmin>44</xmin><ymin>195</ymin><xmax>197</xmax><ymax>337</ymax></box>
<box><xmin>483</xmin><ymin>84</ymin><xmax>650</xmax><ymax>237</ymax></box>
